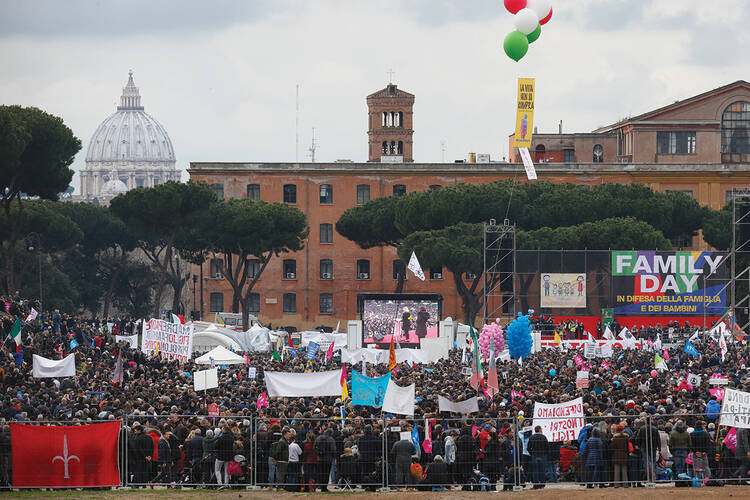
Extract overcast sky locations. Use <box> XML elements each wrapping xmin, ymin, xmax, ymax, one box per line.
<box><xmin>1</xmin><ymin>0</ymin><xmax>748</xmax><ymax>192</ymax></box>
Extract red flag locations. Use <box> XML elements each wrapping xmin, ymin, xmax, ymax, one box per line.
<box><xmin>11</xmin><ymin>421</ymin><xmax>120</xmax><ymax>487</ymax></box>
<box><xmin>388</xmin><ymin>334</ymin><xmax>397</xmax><ymax>371</ymax></box>
<box><xmin>288</xmin><ymin>335</ymin><xmax>294</xmax><ymax>348</ymax></box>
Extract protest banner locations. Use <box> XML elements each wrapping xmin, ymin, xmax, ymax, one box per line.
<box><xmin>532</xmin><ymin>397</ymin><xmax>585</xmax><ymax>442</ymax></box>
<box><xmin>141</xmin><ymin>318</ymin><xmax>194</xmax><ymax>363</ymax></box>
<box><xmin>352</xmin><ymin>371</ymin><xmax>391</xmax><ymax>407</ymax></box>
<box><xmin>576</xmin><ymin>371</ymin><xmax>589</xmax><ymax>389</ymax></box>
<box><xmin>248</xmin><ymin>367</ymin><xmax>257</xmax><ymax>379</ymax></box>
<box><xmin>720</xmin><ymin>389</ymin><xmax>750</xmax><ymax>428</ymax></box>
<box><xmin>115</xmin><ymin>334</ymin><xmax>138</xmax><ymax>349</ymax></box>
<box><xmin>382</xmin><ymin>380</ymin><xmax>415</xmax><ymax>415</ymax></box>
<box><xmin>437</xmin><ymin>396</ymin><xmax>479</xmax><ymax>414</ymax></box>
<box><xmin>264</xmin><ymin>370</ymin><xmax>341</xmax><ymax>397</ymax></box>
<box><xmin>583</xmin><ymin>342</ymin><xmax>596</xmax><ymax>359</ymax></box>
<box><xmin>194</xmin><ymin>368</ymin><xmax>218</xmax><ymax>391</ymax></box>
<box><xmin>207</xmin><ymin>404</ymin><xmax>219</xmax><ymax>417</ymax></box>
<box><xmin>540</xmin><ymin>273</ymin><xmax>585</xmax><ymax>308</ymax></box>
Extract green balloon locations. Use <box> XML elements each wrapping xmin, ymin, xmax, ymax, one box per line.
<box><xmin>527</xmin><ymin>24</ymin><xmax>541</xmax><ymax>44</ymax></box>
<box><xmin>503</xmin><ymin>30</ymin><xmax>529</xmax><ymax>62</ymax></box>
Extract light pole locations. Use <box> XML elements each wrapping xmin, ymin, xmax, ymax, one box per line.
<box><xmin>192</xmin><ymin>274</ymin><xmax>198</xmax><ymax>320</ymax></box>
<box><xmin>26</xmin><ymin>232</ymin><xmax>43</xmax><ymax>312</ymax></box>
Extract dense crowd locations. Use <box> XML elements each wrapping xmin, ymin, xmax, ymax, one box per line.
<box><xmin>1</xmin><ymin>293</ymin><xmax>749</xmax><ymax>490</ymax></box>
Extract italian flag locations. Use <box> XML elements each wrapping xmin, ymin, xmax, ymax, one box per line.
<box><xmin>9</xmin><ymin>318</ymin><xmax>22</xmax><ymax>346</ymax></box>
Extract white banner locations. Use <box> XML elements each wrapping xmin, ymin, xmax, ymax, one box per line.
<box><xmin>194</xmin><ymin>368</ymin><xmax>218</xmax><ymax>391</ymax></box>
<box><xmin>519</xmin><ymin>147</ymin><xmax>537</xmax><ymax>180</ymax></box>
<box><xmin>597</xmin><ymin>343</ymin><xmax>613</xmax><ymax>359</ymax></box>
<box><xmin>32</xmin><ymin>353</ymin><xmax>75</xmax><ymax>378</ymax></box>
<box><xmin>340</xmin><ymin>348</ymin><xmax>434</xmax><ymax>365</ymax></box>
<box><xmin>720</xmin><ymin>389</ymin><xmax>750</xmax><ymax>428</ymax></box>
<box><xmin>141</xmin><ymin>318</ymin><xmax>194</xmax><ymax>363</ymax></box>
<box><xmin>264</xmin><ymin>370</ymin><xmax>342</xmax><ymax>397</ymax></box>
<box><xmin>687</xmin><ymin>373</ymin><xmax>702</xmax><ymax>388</ymax></box>
<box><xmin>382</xmin><ymin>380</ymin><xmax>415</xmax><ymax>415</ymax></box>
<box><xmin>115</xmin><ymin>334</ymin><xmax>138</xmax><ymax>349</ymax></box>
<box><xmin>438</xmin><ymin>396</ymin><xmax>479</xmax><ymax>414</ymax></box>
<box><xmin>533</xmin><ymin>397</ymin><xmax>585</xmax><ymax>442</ymax></box>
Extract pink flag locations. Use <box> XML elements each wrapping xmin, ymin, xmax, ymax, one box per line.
<box><xmin>422</xmin><ymin>419</ymin><xmax>433</xmax><ymax>454</ymax></box>
<box><xmin>724</xmin><ymin>427</ymin><xmax>737</xmax><ymax>453</ymax></box>
<box><xmin>709</xmin><ymin>388</ymin><xmax>725</xmax><ymax>401</ymax></box>
<box><xmin>574</xmin><ymin>355</ymin><xmax>583</xmax><ymax>367</ymax></box>
<box><xmin>471</xmin><ymin>425</ymin><xmax>478</xmax><ymax>437</ymax></box>
<box><xmin>244</xmin><ymin>353</ymin><xmax>250</xmax><ymax>366</ymax></box>
<box><xmin>256</xmin><ymin>391</ymin><xmax>268</xmax><ymax>410</ymax></box>
<box><xmin>601</xmin><ymin>360</ymin><xmax>610</xmax><ymax>371</ymax></box>
<box><xmin>481</xmin><ymin>386</ymin><xmax>491</xmax><ymax>399</ymax></box>
<box><xmin>4</xmin><ymin>302</ymin><xmax>10</xmax><ymax>313</ymax></box>
<box><xmin>511</xmin><ymin>389</ymin><xmax>524</xmax><ymax>401</ymax></box>
<box><xmin>663</xmin><ymin>349</ymin><xmax>670</xmax><ymax>362</ymax></box>
<box><xmin>326</xmin><ymin>342</ymin><xmax>334</xmax><ymax>360</ymax></box>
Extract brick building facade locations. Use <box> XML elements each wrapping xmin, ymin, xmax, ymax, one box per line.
<box><xmin>188</xmin><ymin>81</ymin><xmax>750</xmax><ymax>330</ymax></box>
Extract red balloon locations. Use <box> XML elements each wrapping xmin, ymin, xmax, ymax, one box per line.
<box><xmin>540</xmin><ymin>7</ymin><xmax>553</xmax><ymax>25</ymax></box>
<box><xmin>504</xmin><ymin>0</ymin><xmax>527</xmax><ymax>15</ymax></box>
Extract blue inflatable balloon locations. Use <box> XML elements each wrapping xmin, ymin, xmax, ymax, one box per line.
<box><xmin>549</xmin><ymin>369</ymin><xmax>556</xmax><ymax>377</ymax></box>
<box><xmin>507</xmin><ymin>313</ymin><xmax>533</xmax><ymax>361</ymax></box>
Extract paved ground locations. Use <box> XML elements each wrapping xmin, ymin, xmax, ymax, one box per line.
<box><xmin>6</xmin><ymin>485</ymin><xmax>750</xmax><ymax>499</ymax></box>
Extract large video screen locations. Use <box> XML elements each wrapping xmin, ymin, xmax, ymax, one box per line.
<box><xmin>359</xmin><ymin>294</ymin><xmax>442</xmax><ymax>348</ymax></box>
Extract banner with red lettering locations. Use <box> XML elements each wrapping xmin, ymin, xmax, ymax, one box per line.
<box><xmin>11</xmin><ymin>421</ymin><xmax>120</xmax><ymax>487</ymax></box>
<box><xmin>532</xmin><ymin>397</ymin><xmax>585</xmax><ymax>442</ymax></box>
<box><xmin>141</xmin><ymin>318</ymin><xmax>194</xmax><ymax>363</ymax></box>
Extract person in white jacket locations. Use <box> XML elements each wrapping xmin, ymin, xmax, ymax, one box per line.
<box><xmin>444</xmin><ymin>430</ymin><xmax>457</xmax><ymax>484</ymax></box>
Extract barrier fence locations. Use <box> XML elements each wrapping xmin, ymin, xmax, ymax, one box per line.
<box><xmin>4</xmin><ymin>412</ymin><xmax>750</xmax><ymax>490</ymax></box>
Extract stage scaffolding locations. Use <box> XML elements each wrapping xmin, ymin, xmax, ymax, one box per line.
<box><xmin>483</xmin><ymin>219</ymin><xmax>516</xmax><ymax>325</ymax></box>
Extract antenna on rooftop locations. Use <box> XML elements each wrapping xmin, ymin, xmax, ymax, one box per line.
<box><xmin>308</xmin><ymin>127</ymin><xmax>317</xmax><ymax>163</ymax></box>
<box><xmin>440</xmin><ymin>140</ymin><xmax>447</xmax><ymax>163</ymax></box>
<box><xmin>295</xmin><ymin>84</ymin><xmax>300</xmax><ymax>162</ymax></box>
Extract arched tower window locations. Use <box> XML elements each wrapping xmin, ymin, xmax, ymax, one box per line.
<box><xmin>397</xmin><ymin>141</ymin><xmax>403</xmax><ymax>154</ymax></box>
<box><xmin>593</xmin><ymin>144</ymin><xmax>603</xmax><ymax>162</ymax></box>
<box><xmin>390</xmin><ymin>141</ymin><xmax>396</xmax><ymax>154</ymax></box>
<box><xmin>722</xmin><ymin>101</ymin><xmax>750</xmax><ymax>163</ymax></box>
<box><xmin>382</xmin><ymin>141</ymin><xmax>388</xmax><ymax>154</ymax></box>
<box><xmin>398</xmin><ymin>111</ymin><xmax>403</xmax><ymax>128</ymax></box>
<box><xmin>382</xmin><ymin>112</ymin><xmax>387</xmax><ymax>127</ymax></box>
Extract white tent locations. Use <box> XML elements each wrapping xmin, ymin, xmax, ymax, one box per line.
<box><xmin>195</xmin><ymin>345</ymin><xmax>246</xmax><ymax>365</ymax></box>
<box><xmin>193</xmin><ymin>328</ymin><xmax>243</xmax><ymax>354</ymax></box>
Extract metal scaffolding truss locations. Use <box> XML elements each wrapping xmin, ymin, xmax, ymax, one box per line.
<box><xmin>483</xmin><ymin>219</ymin><xmax>516</xmax><ymax>325</ymax></box>
<box><xmin>729</xmin><ymin>187</ymin><xmax>750</xmax><ymax>332</ymax></box>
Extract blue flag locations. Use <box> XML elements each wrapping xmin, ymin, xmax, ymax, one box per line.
<box><xmin>351</xmin><ymin>371</ymin><xmax>391</xmax><ymax>407</ymax></box>
<box><xmin>70</xmin><ymin>339</ymin><xmax>79</xmax><ymax>349</ymax></box>
<box><xmin>684</xmin><ymin>341</ymin><xmax>699</xmax><ymax>357</ymax></box>
<box><xmin>411</xmin><ymin>425</ymin><xmax>420</xmax><ymax>454</ymax></box>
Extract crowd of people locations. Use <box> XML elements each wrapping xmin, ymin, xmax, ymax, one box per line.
<box><xmin>1</xmin><ymin>293</ymin><xmax>749</xmax><ymax>490</ymax></box>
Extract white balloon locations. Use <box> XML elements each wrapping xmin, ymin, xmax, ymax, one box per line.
<box><xmin>526</xmin><ymin>0</ymin><xmax>552</xmax><ymax>20</ymax></box>
<box><xmin>514</xmin><ymin>8</ymin><xmax>539</xmax><ymax>35</ymax></box>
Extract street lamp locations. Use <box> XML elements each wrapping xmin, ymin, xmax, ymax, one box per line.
<box><xmin>25</xmin><ymin>232</ymin><xmax>43</xmax><ymax>312</ymax></box>
<box><xmin>192</xmin><ymin>274</ymin><xmax>198</xmax><ymax>320</ymax></box>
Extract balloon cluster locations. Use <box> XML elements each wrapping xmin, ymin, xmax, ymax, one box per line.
<box><xmin>506</xmin><ymin>311</ymin><xmax>533</xmax><ymax>361</ymax></box>
<box><xmin>478</xmin><ymin>318</ymin><xmax>505</xmax><ymax>359</ymax></box>
<box><xmin>502</xmin><ymin>0</ymin><xmax>553</xmax><ymax>62</ymax></box>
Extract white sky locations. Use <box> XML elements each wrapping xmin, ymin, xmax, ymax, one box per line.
<box><xmin>1</xmin><ymin>0</ymin><xmax>748</xmax><ymax>192</ymax></box>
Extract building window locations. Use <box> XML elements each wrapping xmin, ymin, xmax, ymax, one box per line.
<box><xmin>320</xmin><ymin>223</ymin><xmax>333</xmax><ymax>244</ymax></box>
<box><xmin>320</xmin><ymin>259</ymin><xmax>333</xmax><ymax>279</ymax></box>
<box><xmin>135</xmin><ymin>177</ymin><xmax>145</xmax><ymax>187</ymax></box>
<box><xmin>393</xmin><ymin>259</ymin><xmax>406</xmax><ymax>280</ymax></box>
<box><xmin>430</xmin><ymin>267</ymin><xmax>443</xmax><ymax>280</ymax></box>
<box><xmin>210</xmin><ymin>183</ymin><xmax>224</xmax><ymax>199</ymax></box>
<box><xmin>398</xmin><ymin>111</ymin><xmax>403</xmax><ymax>128</ymax></box>
<box><xmin>593</xmin><ymin>144</ymin><xmax>603</xmax><ymax>162</ymax></box>
<box><xmin>429</xmin><ymin>184</ymin><xmax>442</xmax><ymax>190</ymax></box>
<box><xmin>670</xmin><ymin>234</ymin><xmax>693</xmax><ymax>249</ymax></box>
<box><xmin>153</xmin><ymin>177</ymin><xmax>161</xmax><ymax>185</ymax></box>
<box><xmin>357</xmin><ymin>259</ymin><xmax>370</xmax><ymax>280</ymax></box>
<box><xmin>283</xmin><ymin>259</ymin><xmax>296</xmax><ymax>279</ymax></box>
<box><xmin>397</xmin><ymin>141</ymin><xmax>403</xmax><ymax>154</ymax></box>
<box><xmin>666</xmin><ymin>189</ymin><xmax>694</xmax><ymax>199</ymax></box>
<box><xmin>465</xmin><ymin>272</ymin><xmax>478</xmax><ymax>281</ymax></box>
<box><xmin>283</xmin><ymin>293</ymin><xmax>296</xmax><ymax>313</ymax></box>
<box><xmin>246</xmin><ymin>259</ymin><xmax>261</xmax><ymax>279</ymax></box>
<box><xmin>320</xmin><ymin>184</ymin><xmax>333</xmax><ymax>204</ymax></box>
<box><xmin>357</xmin><ymin>184</ymin><xmax>370</xmax><ymax>204</ymax></box>
<box><xmin>320</xmin><ymin>293</ymin><xmax>333</xmax><ymax>314</ymax></box>
<box><xmin>209</xmin><ymin>292</ymin><xmax>223</xmax><ymax>312</ymax></box>
<box><xmin>247</xmin><ymin>183</ymin><xmax>260</xmax><ymax>200</ymax></box>
<box><xmin>283</xmin><ymin>184</ymin><xmax>297</xmax><ymax>204</ymax></box>
<box><xmin>563</xmin><ymin>149</ymin><xmax>575</xmax><ymax>163</ymax></box>
<box><xmin>393</xmin><ymin>184</ymin><xmax>407</xmax><ymax>196</ymax></box>
<box><xmin>722</xmin><ymin>101</ymin><xmax>750</xmax><ymax>162</ymax></box>
<box><xmin>382</xmin><ymin>141</ymin><xmax>388</xmax><ymax>154</ymax></box>
<box><xmin>210</xmin><ymin>258</ymin><xmax>224</xmax><ymax>279</ymax></box>
<box><xmin>657</xmin><ymin>131</ymin><xmax>697</xmax><ymax>155</ymax></box>
<box><xmin>247</xmin><ymin>293</ymin><xmax>260</xmax><ymax>313</ymax></box>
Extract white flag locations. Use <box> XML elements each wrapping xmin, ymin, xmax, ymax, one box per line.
<box><xmin>603</xmin><ymin>326</ymin><xmax>614</xmax><ymax>341</ymax></box>
<box><xmin>518</xmin><ymin>147</ymin><xmax>537</xmax><ymax>180</ymax></box>
<box><xmin>719</xmin><ymin>330</ymin><xmax>727</xmax><ymax>362</ymax></box>
<box><xmin>689</xmin><ymin>329</ymin><xmax>700</xmax><ymax>343</ymax></box>
<box><xmin>25</xmin><ymin>308</ymin><xmax>38</xmax><ymax>322</ymax></box>
<box><xmin>407</xmin><ymin>251</ymin><xmax>425</xmax><ymax>281</ymax></box>
<box><xmin>654</xmin><ymin>333</ymin><xmax>662</xmax><ymax>351</ymax></box>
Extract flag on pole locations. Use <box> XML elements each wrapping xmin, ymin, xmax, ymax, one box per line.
<box><xmin>487</xmin><ymin>336</ymin><xmax>499</xmax><ymax>397</ymax></box>
<box><xmin>689</xmin><ymin>329</ymin><xmax>700</xmax><ymax>343</ymax></box>
<box><xmin>603</xmin><ymin>325</ymin><xmax>614</xmax><ymax>340</ymax></box>
<box><xmin>601</xmin><ymin>360</ymin><xmax>610</xmax><ymax>371</ymax></box>
<box><xmin>304</xmin><ymin>359</ymin><xmax>314</xmax><ymax>373</ymax></box>
<box><xmin>9</xmin><ymin>318</ymin><xmax>22</xmax><ymax>346</ymax></box>
<box><xmin>340</xmin><ymin>364</ymin><xmax>349</xmax><ymax>400</ymax></box>
<box><xmin>24</xmin><ymin>308</ymin><xmax>38</xmax><ymax>322</ymax></box>
<box><xmin>654</xmin><ymin>332</ymin><xmax>662</xmax><ymax>351</ymax></box>
<box><xmin>411</xmin><ymin>425</ymin><xmax>421</xmax><ymax>456</ymax></box>
<box><xmin>272</xmin><ymin>346</ymin><xmax>281</xmax><ymax>361</ymax></box>
<box><xmin>256</xmin><ymin>391</ymin><xmax>268</xmax><ymax>410</ymax></box>
<box><xmin>171</xmin><ymin>313</ymin><xmax>185</xmax><ymax>324</ymax></box>
<box><xmin>511</xmin><ymin>389</ymin><xmax>524</xmax><ymax>401</ymax></box>
<box><xmin>215</xmin><ymin>314</ymin><xmax>225</xmax><ymax>325</ymax></box>
<box><xmin>422</xmin><ymin>419</ymin><xmax>432</xmax><ymax>454</ymax></box>
<box><xmin>684</xmin><ymin>340</ymin><xmax>699</xmax><ymax>357</ymax></box>
<box><xmin>654</xmin><ymin>353</ymin><xmax>668</xmax><ymax>371</ymax></box>
<box><xmin>719</xmin><ymin>330</ymin><xmax>728</xmax><ymax>362</ymax></box>
<box><xmin>553</xmin><ymin>331</ymin><xmax>561</xmax><ymax>345</ymax></box>
<box><xmin>388</xmin><ymin>333</ymin><xmax>397</xmax><ymax>371</ymax></box>
<box><xmin>112</xmin><ymin>348</ymin><xmax>123</xmax><ymax>386</ymax></box>
<box><xmin>407</xmin><ymin>251</ymin><xmax>425</xmax><ymax>281</ymax></box>
<box><xmin>469</xmin><ymin>326</ymin><xmax>483</xmax><ymax>390</ymax></box>
<box><xmin>326</xmin><ymin>341</ymin><xmax>335</xmax><ymax>361</ymax></box>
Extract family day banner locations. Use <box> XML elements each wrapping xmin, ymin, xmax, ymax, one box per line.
<box><xmin>141</xmin><ymin>318</ymin><xmax>194</xmax><ymax>363</ymax></box>
<box><xmin>611</xmin><ymin>251</ymin><xmax>727</xmax><ymax>315</ymax></box>
<box><xmin>532</xmin><ymin>397</ymin><xmax>585</xmax><ymax>442</ymax></box>
<box><xmin>352</xmin><ymin>371</ymin><xmax>391</xmax><ymax>407</ymax></box>
<box><xmin>438</xmin><ymin>396</ymin><xmax>479</xmax><ymax>414</ymax></box>
<box><xmin>719</xmin><ymin>389</ymin><xmax>750</xmax><ymax>428</ymax></box>
<box><xmin>540</xmin><ymin>273</ymin><xmax>586</xmax><ymax>308</ymax></box>
<box><xmin>264</xmin><ymin>370</ymin><xmax>342</xmax><ymax>397</ymax></box>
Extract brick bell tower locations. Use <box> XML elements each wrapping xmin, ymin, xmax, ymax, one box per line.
<box><xmin>367</xmin><ymin>82</ymin><xmax>415</xmax><ymax>162</ymax></box>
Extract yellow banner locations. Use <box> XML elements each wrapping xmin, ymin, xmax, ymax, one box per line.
<box><xmin>513</xmin><ymin>78</ymin><xmax>535</xmax><ymax>149</ymax></box>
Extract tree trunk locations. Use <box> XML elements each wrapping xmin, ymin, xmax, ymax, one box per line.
<box><xmin>151</xmin><ymin>231</ymin><xmax>176</xmax><ymax>318</ymax></box>
<box><xmin>452</xmin><ymin>271</ymin><xmax>482</xmax><ymax>327</ymax></box>
<box><xmin>171</xmin><ymin>277</ymin><xmax>185</xmax><ymax>314</ymax></box>
<box><xmin>103</xmin><ymin>251</ymin><xmax>126</xmax><ymax>318</ymax></box>
<box><xmin>231</xmin><ymin>292</ymin><xmax>241</xmax><ymax>313</ymax></box>
<box><xmin>394</xmin><ymin>268</ymin><xmax>405</xmax><ymax>293</ymax></box>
